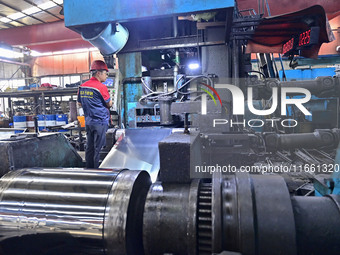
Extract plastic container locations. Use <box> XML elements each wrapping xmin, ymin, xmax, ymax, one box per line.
<box><xmin>13</xmin><ymin>116</ymin><xmax>27</xmax><ymax>128</ymax></box>
<box><xmin>77</xmin><ymin>116</ymin><xmax>85</xmax><ymax>128</ymax></box>
<box><xmin>37</xmin><ymin>115</ymin><xmax>46</xmax><ymax>131</ymax></box>
<box><xmin>56</xmin><ymin>114</ymin><xmax>68</xmax><ymax>126</ymax></box>
<box><xmin>45</xmin><ymin>114</ymin><xmax>56</xmax><ymax>127</ymax></box>
<box><xmin>29</xmin><ymin>83</ymin><xmax>39</xmax><ymax>89</ymax></box>
<box><xmin>26</xmin><ymin>115</ymin><xmax>35</xmax><ymax>128</ymax></box>
<box><xmin>17</xmin><ymin>86</ymin><xmax>30</xmax><ymax>91</ymax></box>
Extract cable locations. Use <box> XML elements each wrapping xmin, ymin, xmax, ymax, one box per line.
<box><xmin>139</xmin><ymin>75</ymin><xmax>213</xmax><ymax>102</ymax></box>
<box><xmin>176</xmin><ymin>75</ymin><xmax>214</xmax><ymax>95</ymax></box>
<box><xmin>141</xmin><ymin>77</ymin><xmax>154</xmax><ymax>94</ymax></box>
<box><xmin>248</xmin><ymin>70</ymin><xmax>266</xmax><ymax>79</ymax></box>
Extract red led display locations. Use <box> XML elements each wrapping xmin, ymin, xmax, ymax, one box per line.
<box><xmin>281</xmin><ymin>27</ymin><xmax>319</xmax><ymax>56</ymax></box>
<box><xmin>282</xmin><ymin>38</ymin><xmax>294</xmax><ymax>55</ymax></box>
<box><xmin>298</xmin><ymin>29</ymin><xmax>311</xmax><ymax>46</ymax></box>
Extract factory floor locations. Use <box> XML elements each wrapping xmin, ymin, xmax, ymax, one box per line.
<box><xmin>76</xmin><ymin>150</ymin><xmax>108</xmax><ymax>167</ymax></box>
<box><xmin>77</xmin><ymin>151</ymin><xmax>86</xmax><ymax>162</ymax></box>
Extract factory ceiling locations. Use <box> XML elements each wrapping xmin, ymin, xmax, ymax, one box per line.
<box><xmin>0</xmin><ymin>0</ymin><xmax>63</xmax><ymax>29</ymax></box>
<box><xmin>0</xmin><ymin>0</ymin><xmax>338</xmax><ymax>54</ymax></box>
<box><xmin>0</xmin><ymin>0</ymin><xmax>93</xmax><ymax>54</ymax></box>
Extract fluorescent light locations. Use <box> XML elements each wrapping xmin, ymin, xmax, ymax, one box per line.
<box><xmin>0</xmin><ymin>17</ymin><xmax>11</xmax><ymax>23</ymax></box>
<box><xmin>30</xmin><ymin>50</ymin><xmax>41</xmax><ymax>57</ymax></box>
<box><xmin>38</xmin><ymin>1</ymin><xmax>57</xmax><ymax>10</ymax></box>
<box><xmin>30</xmin><ymin>50</ymin><xmax>51</xmax><ymax>57</ymax></box>
<box><xmin>60</xmin><ymin>47</ymin><xmax>98</xmax><ymax>53</ymax></box>
<box><xmin>23</xmin><ymin>7</ymin><xmax>40</xmax><ymax>15</ymax></box>
<box><xmin>0</xmin><ymin>48</ymin><xmax>23</xmax><ymax>59</ymax></box>
<box><xmin>7</xmin><ymin>12</ymin><xmax>26</xmax><ymax>20</ymax></box>
<box><xmin>52</xmin><ymin>48</ymin><xmax>98</xmax><ymax>55</ymax></box>
<box><xmin>31</xmin><ymin>48</ymin><xmax>99</xmax><ymax>57</ymax></box>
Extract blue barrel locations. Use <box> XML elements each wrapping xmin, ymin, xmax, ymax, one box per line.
<box><xmin>37</xmin><ymin>115</ymin><xmax>46</xmax><ymax>131</ymax></box>
<box><xmin>26</xmin><ymin>115</ymin><xmax>35</xmax><ymax>128</ymax></box>
<box><xmin>45</xmin><ymin>114</ymin><xmax>56</xmax><ymax>127</ymax></box>
<box><xmin>56</xmin><ymin>114</ymin><xmax>68</xmax><ymax>126</ymax></box>
<box><xmin>13</xmin><ymin>116</ymin><xmax>27</xmax><ymax>128</ymax></box>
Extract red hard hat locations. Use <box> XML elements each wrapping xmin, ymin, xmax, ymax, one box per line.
<box><xmin>90</xmin><ymin>60</ymin><xmax>108</xmax><ymax>71</ymax></box>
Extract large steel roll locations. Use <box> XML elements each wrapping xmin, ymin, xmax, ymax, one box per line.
<box><xmin>0</xmin><ymin>168</ymin><xmax>151</xmax><ymax>255</ymax></box>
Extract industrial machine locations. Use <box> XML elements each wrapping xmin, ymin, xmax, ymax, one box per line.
<box><xmin>0</xmin><ymin>0</ymin><xmax>339</xmax><ymax>254</ymax></box>
<box><xmin>0</xmin><ymin>168</ymin><xmax>339</xmax><ymax>255</ymax></box>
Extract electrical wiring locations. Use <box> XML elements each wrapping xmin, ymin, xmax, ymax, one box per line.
<box><xmin>139</xmin><ymin>74</ymin><xmax>213</xmax><ymax>103</ymax></box>
<box><xmin>141</xmin><ymin>77</ymin><xmax>155</xmax><ymax>93</ymax></box>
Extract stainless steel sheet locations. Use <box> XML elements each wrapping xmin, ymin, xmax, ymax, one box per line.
<box><xmin>100</xmin><ymin>128</ymin><xmax>172</xmax><ymax>182</ymax></box>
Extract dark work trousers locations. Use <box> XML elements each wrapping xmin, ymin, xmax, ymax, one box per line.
<box><xmin>85</xmin><ymin>124</ymin><xmax>108</xmax><ymax>168</ymax></box>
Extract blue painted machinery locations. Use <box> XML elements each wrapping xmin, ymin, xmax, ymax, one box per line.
<box><xmin>64</xmin><ymin>0</ymin><xmax>234</xmax><ymax>128</ymax></box>
<box><xmin>64</xmin><ymin>0</ymin><xmax>234</xmax><ymax>27</ymax></box>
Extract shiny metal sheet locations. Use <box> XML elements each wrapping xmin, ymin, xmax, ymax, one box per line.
<box><xmin>100</xmin><ymin>128</ymin><xmax>172</xmax><ymax>182</ymax></box>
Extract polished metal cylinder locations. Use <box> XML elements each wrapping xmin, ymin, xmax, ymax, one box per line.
<box><xmin>158</xmin><ymin>97</ymin><xmax>173</xmax><ymax>125</ymax></box>
<box><xmin>81</xmin><ymin>23</ymin><xmax>129</xmax><ymax>55</ymax></box>
<box><xmin>142</xmin><ymin>76</ymin><xmax>152</xmax><ymax>95</ymax></box>
<box><xmin>69</xmin><ymin>100</ymin><xmax>77</xmax><ymax>122</ymax></box>
<box><xmin>0</xmin><ymin>168</ymin><xmax>151</xmax><ymax>255</ymax></box>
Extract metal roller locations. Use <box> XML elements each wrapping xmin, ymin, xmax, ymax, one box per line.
<box><xmin>143</xmin><ymin>180</ymin><xmax>200</xmax><ymax>255</ymax></box>
<box><xmin>217</xmin><ymin>173</ymin><xmax>340</xmax><ymax>255</ymax></box>
<box><xmin>0</xmin><ymin>168</ymin><xmax>151</xmax><ymax>255</ymax></box>
<box><xmin>264</xmin><ymin>129</ymin><xmax>340</xmax><ymax>151</ymax></box>
<box><xmin>142</xmin><ymin>172</ymin><xmax>340</xmax><ymax>255</ymax></box>
<box><xmin>279</xmin><ymin>76</ymin><xmax>339</xmax><ymax>97</ymax></box>
<box><xmin>0</xmin><ymin>168</ymin><xmax>339</xmax><ymax>255</ymax></box>
<box><xmin>291</xmin><ymin>195</ymin><xmax>340</xmax><ymax>255</ymax></box>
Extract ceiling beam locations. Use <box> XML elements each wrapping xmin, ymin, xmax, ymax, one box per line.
<box><xmin>0</xmin><ymin>12</ymin><xmax>25</xmax><ymax>27</ymax></box>
<box><xmin>0</xmin><ymin>23</ymin><xmax>15</xmax><ymax>28</ymax></box>
<box><xmin>0</xmin><ymin>23</ymin><xmax>14</xmax><ymax>28</ymax></box>
<box><xmin>51</xmin><ymin>0</ymin><xmax>63</xmax><ymax>8</ymax></box>
<box><xmin>0</xmin><ymin>20</ymin><xmax>92</xmax><ymax>52</ymax></box>
<box><xmin>22</xmin><ymin>0</ymin><xmax>63</xmax><ymax>21</ymax></box>
<box><xmin>0</xmin><ymin>0</ymin><xmax>46</xmax><ymax>24</ymax></box>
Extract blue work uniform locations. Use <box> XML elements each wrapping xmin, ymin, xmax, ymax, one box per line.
<box><xmin>77</xmin><ymin>77</ymin><xmax>111</xmax><ymax>168</ymax></box>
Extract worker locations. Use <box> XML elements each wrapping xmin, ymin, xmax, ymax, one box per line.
<box><xmin>77</xmin><ymin>60</ymin><xmax>112</xmax><ymax>168</ymax></box>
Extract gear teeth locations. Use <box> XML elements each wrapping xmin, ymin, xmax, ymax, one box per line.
<box><xmin>198</xmin><ymin>181</ymin><xmax>212</xmax><ymax>255</ymax></box>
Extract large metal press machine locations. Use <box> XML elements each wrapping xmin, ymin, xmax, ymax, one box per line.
<box><xmin>0</xmin><ymin>0</ymin><xmax>339</xmax><ymax>254</ymax></box>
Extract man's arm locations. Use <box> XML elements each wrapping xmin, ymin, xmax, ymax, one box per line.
<box><xmin>106</xmin><ymin>99</ymin><xmax>113</xmax><ymax>109</ymax></box>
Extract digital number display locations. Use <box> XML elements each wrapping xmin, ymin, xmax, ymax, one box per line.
<box><xmin>282</xmin><ymin>38</ymin><xmax>295</xmax><ymax>55</ymax></box>
<box><xmin>282</xmin><ymin>26</ymin><xmax>320</xmax><ymax>56</ymax></box>
<box><xmin>298</xmin><ymin>29</ymin><xmax>311</xmax><ymax>46</ymax></box>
